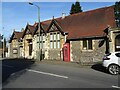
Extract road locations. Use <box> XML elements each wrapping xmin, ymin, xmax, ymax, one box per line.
<box><xmin>2</xmin><ymin>58</ymin><xmax>120</xmax><ymax>88</ymax></box>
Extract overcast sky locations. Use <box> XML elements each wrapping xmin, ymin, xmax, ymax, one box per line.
<box><xmin>1</xmin><ymin>2</ymin><xmax>115</xmax><ymax>41</ymax></box>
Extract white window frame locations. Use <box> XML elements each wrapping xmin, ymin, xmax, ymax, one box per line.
<box><xmin>50</xmin><ymin>32</ymin><xmax>61</xmax><ymax>49</ymax></box>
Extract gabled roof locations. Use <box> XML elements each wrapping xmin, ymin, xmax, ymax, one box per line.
<box><xmin>33</xmin><ymin>20</ymin><xmax>51</xmax><ymax>35</ymax></box>
<box><xmin>47</xmin><ymin>19</ymin><xmax>65</xmax><ymax>35</ymax></box>
<box><xmin>19</xmin><ymin>5</ymin><xmax>116</xmax><ymax>40</ymax></box>
<box><xmin>52</xmin><ymin>6</ymin><xmax>116</xmax><ymax>39</ymax></box>
<box><xmin>9</xmin><ymin>31</ymin><xmax>24</xmax><ymax>43</ymax></box>
<box><xmin>22</xmin><ymin>24</ymin><xmax>36</xmax><ymax>38</ymax></box>
<box><xmin>41</xmin><ymin>20</ymin><xmax>51</xmax><ymax>31</ymax></box>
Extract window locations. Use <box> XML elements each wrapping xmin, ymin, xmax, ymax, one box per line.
<box><xmin>50</xmin><ymin>32</ymin><xmax>61</xmax><ymax>49</ymax></box>
<box><xmin>50</xmin><ymin>41</ymin><xmax>53</xmax><ymax>49</ymax></box>
<box><xmin>54</xmin><ymin>41</ymin><xmax>56</xmax><ymax>48</ymax></box>
<box><xmin>54</xmin><ymin>33</ymin><xmax>56</xmax><ymax>40</ymax></box>
<box><xmin>57</xmin><ymin>33</ymin><xmax>60</xmax><ymax>49</ymax></box>
<box><xmin>115</xmin><ymin>53</ymin><xmax>120</xmax><ymax>57</ymax></box>
<box><xmin>82</xmin><ymin>39</ymin><xmax>93</xmax><ymax>50</ymax></box>
<box><xmin>42</xmin><ymin>35</ymin><xmax>45</xmax><ymax>48</ymax></box>
<box><xmin>57</xmin><ymin>33</ymin><xmax>60</xmax><ymax>40</ymax></box>
<box><xmin>50</xmin><ymin>33</ymin><xmax>53</xmax><ymax>40</ymax></box>
<box><xmin>58</xmin><ymin>41</ymin><xmax>60</xmax><ymax>49</ymax></box>
<box><xmin>88</xmin><ymin>40</ymin><xmax>92</xmax><ymax>49</ymax></box>
<box><xmin>50</xmin><ymin>33</ymin><xmax>53</xmax><ymax>49</ymax></box>
<box><xmin>53</xmin><ymin>33</ymin><xmax>57</xmax><ymax>48</ymax></box>
<box><xmin>13</xmin><ymin>49</ymin><xmax>18</xmax><ymax>54</ymax></box>
<box><xmin>83</xmin><ymin>40</ymin><xmax>87</xmax><ymax>50</ymax></box>
<box><xmin>37</xmin><ymin>34</ymin><xmax>45</xmax><ymax>49</ymax></box>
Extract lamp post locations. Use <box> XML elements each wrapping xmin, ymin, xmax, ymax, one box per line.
<box><xmin>2</xmin><ymin>27</ymin><xmax>4</xmax><ymax>58</ymax></box>
<box><xmin>29</xmin><ymin>2</ymin><xmax>41</xmax><ymax>61</ymax></box>
<box><xmin>0</xmin><ymin>34</ymin><xmax>4</xmax><ymax>58</ymax></box>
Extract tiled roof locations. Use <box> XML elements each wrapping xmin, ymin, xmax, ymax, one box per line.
<box><xmin>10</xmin><ymin>6</ymin><xmax>116</xmax><ymax>42</ymax></box>
<box><xmin>54</xmin><ymin>6</ymin><xmax>116</xmax><ymax>39</ymax></box>
<box><xmin>33</xmin><ymin>20</ymin><xmax>51</xmax><ymax>34</ymax></box>
<box><xmin>14</xmin><ymin>31</ymin><xmax>23</xmax><ymax>39</ymax></box>
<box><xmin>9</xmin><ymin>31</ymin><xmax>24</xmax><ymax>43</ymax></box>
<box><xmin>41</xmin><ymin>20</ymin><xmax>51</xmax><ymax>31</ymax></box>
<box><xmin>22</xmin><ymin>24</ymin><xmax>36</xmax><ymax>38</ymax></box>
<box><xmin>27</xmin><ymin>25</ymin><xmax>36</xmax><ymax>35</ymax></box>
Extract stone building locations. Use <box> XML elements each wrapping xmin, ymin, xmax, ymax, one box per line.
<box><xmin>109</xmin><ymin>28</ymin><xmax>120</xmax><ymax>52</ymax></box>
<box><xmin>8</xmin><ymin>6</ymin><xmax>120</xmax><ymax>64</ymax></box>
<box><xmin>45</xmin><ymin>6</ymin><xmax>118</xmax><ymax>64</ymax></box>
<box><xmin>21</xmin><ymin>23</ymin><xmax>36</xmax><ymax>59</ymax></box>
<box><xmin>32</xmin><ymin>20</ymin><xmax>51</xmax><ymax>60</ymax></box>
<box><xmin>9</xmin><ymin>30</ymin><xmax>23</xmax><ymax>58</ymax></box>
<box><xmin>0</xmin><ymin>34</ymin><xmax>3</xmax><ymax>58</ymax></box>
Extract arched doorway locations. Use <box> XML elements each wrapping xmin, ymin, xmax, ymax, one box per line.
<box><xmin>115</xmin><ymin>34</ymin><xmax>120</xmax><ymax>51</ymax></box>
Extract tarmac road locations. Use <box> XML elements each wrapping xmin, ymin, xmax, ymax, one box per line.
<box><xmin>2</xmin><ymin>59</ymin><xmax>120</xmax><ymax>89</ymax></box>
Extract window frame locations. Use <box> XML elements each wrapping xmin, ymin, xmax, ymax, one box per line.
<box><xmin>82</xmin><ymin>39</ymin><xmax>93</xmax><ymax>51</ymax></box>
<box><xmin>49</xmin><ymin>32</ymin><xmax>61</xmax><ymax>49</ymax></box>
<box><xmin>37</xmin><ymin>34</ymin><xmax>45</xmax><ymax>49</ymax></box>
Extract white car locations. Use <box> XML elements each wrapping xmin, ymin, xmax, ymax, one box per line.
<box><xmin>102</xmin><ymin>52</ymin><xmax>120</xmax><ymax>75</ymax></box>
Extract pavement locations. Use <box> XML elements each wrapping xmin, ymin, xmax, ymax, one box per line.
<box><xmin>35</xmin><ymin>59</ymin><xmax>93</xmax><ymax>68</ymax></box>
<box><xmin>35</xmin><ymin>59</ymin><xmax>107</xmax><ymax>73</ymax></box>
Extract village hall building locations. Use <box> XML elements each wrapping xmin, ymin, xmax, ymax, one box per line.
<box><xmin>8</xmin><ymin>6</ymin><xmax>120</xmax><ymax>64</ymax></box>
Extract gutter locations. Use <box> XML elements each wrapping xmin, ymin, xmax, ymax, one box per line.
<box><xmin>67</xmin><ymin>36</ymin><xmax>106</xmax><ymax>41</ymax></box>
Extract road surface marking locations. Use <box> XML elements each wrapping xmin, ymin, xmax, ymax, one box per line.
<box><xmin>11</xmin><ymin>73</ymin><xmax>15</xmax><ymax>76</ymax></box>
<box><xmin>112</xmin><ymin>85</ymin><xmax>120</xmax><ymax>89</ymax></box>
<box><xmin>3</xmin><ymin>65</ymin><xmax>14</xmax><ymax>68</ymax></box>
<box><xmin>27</xmin><ymin>69</ymin><xmax>68</xmax><ymax>79</ymax></box>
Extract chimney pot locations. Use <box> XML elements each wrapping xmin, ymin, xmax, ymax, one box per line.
<box><xmin>53</xmin><ymin>16</ymin><xmax>54</xmax><ymax>19</ymax></box>
<box><xmin>62</xmin><ymin>13</ymin><xmax>66</xmax><ymax>19</ymax></box>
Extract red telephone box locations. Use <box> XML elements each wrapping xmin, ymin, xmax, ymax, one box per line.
<box><xmin>63</xmin><ymin>43</ymin><xmax>70</xmax><ymax>62</ymax></box>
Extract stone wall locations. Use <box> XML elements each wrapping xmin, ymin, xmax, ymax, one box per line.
<box><xmin>9</xmin><ymin>41</ymin><xmax>20</xmax><ymax>58</ymax></box>
<box><xmin>10</xmin><ymin>47</ymin><xmax>20</xmax><ymax>58</ymax></box>
<box><xmin>109</xmin><ymin>29</ymin><xmax>120</xmax><ymax>52</ymax></box>
<box><xmin>70</xmin><ymin>39</ymin><xmax>106</xmax><ymax>65</ymax></box>
<box><xmin>48</xmin><ymin>49</ymin><xmax>62</xmax><ymax>60</ymax></box>
<box><xmin>46</xmin><ymin>33</ymin><xmax>64</xmax><ymax>60</ymax></box>
<box><xmin>0</xmin><ymin>49</ymin><xmax>2</xmax><ymax>58</ymax></box>
<box><xmin>70</xmin><ymin>41</ymin><xmax>81</xmax><ymax>62</ymax></box>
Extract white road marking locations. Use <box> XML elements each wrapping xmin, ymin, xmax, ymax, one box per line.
<box><xmin>3</xmin><ymin>65</ymin><xmax>14</xmax><ymax>68</ymax></box>
<box><xmin>11</xmin><ymin>73</ymin><xmax>15</xmax><ymax>76</ymax></box>
<box><xmin>112</xmin><ymin>85</ymin><xmax>120</xmax><ymax>89</ymax></box>
<box><xmin>27</xmin><ymin>69</ymin><xmax>68</xmax><ymax>79</ymax></box>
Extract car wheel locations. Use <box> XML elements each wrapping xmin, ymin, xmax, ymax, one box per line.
<box><xmin>108</xmin><ymin>64</ymin><xmax>119</xmax><ymax>75</ymax></box>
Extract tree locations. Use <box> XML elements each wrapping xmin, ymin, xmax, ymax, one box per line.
<box><xmin>114</xmin><ymin>1</ymin><xmax>120</xmax><ymax>27</ymax></box>
<box><xmin>74</xmin><ymin>1</ymin><xmax>82</xmax><ymax>13</ymax></box>
<box><xmin>70</xmin><ymin>1</ymin><xmax>82</xmax><ymax>15</ymax></box>
<box><xmin>3</xmin><ymin>38</ymin><xmax>6</xmax><ymax>57</ymax></box>
<box><xmin>4</xmin><ymin>38</ymin><xmax>6</xmax><ymax>51</ymax></box>
<box><xmin>70</xmin><ymin>4</ymin><xmax>75</xmax><ymax>15</ymax></box>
